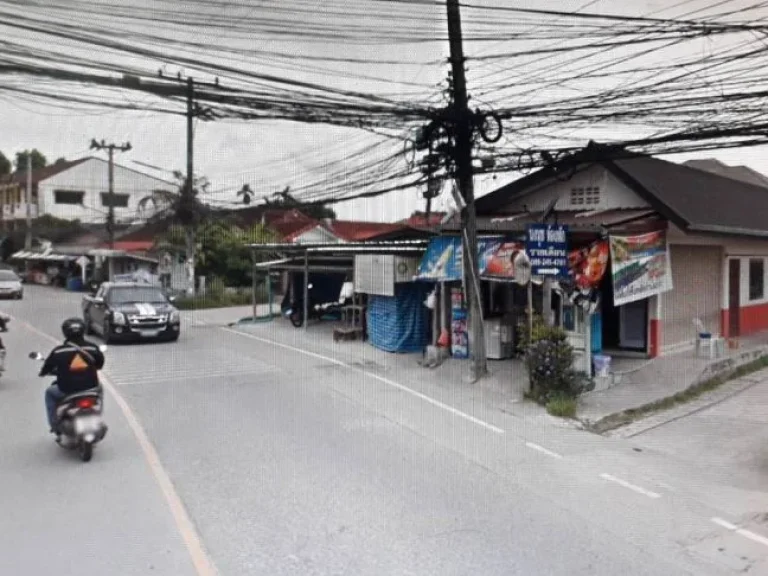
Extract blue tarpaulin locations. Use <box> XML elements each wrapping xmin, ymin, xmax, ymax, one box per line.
<box><xmin>367</xmin><ymin>283</ymin><xmax>431</xmax><ymax>353</ymax></box>
<box><xmin>415</xmin><ymin>236</ymin><xmax>504</xmax><ymax>282</ymax></box>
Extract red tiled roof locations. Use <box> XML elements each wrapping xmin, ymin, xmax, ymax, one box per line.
<box><xmin>107</xmin><ymin>240</ymin><xmax>155</xmax><ymax>252</ymax></box>
<box><xmin>401</xmin><ymin>211</ymin><xmax>446</xmax><ymax>228</ymax></box>
<box><xmin>325</xmin><ymin>220</ymin><xmax>406</xmax><ymax>241</ymax></box>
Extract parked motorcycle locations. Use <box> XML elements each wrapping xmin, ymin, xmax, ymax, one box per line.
<box><xmin>29</xmin><ymin>345</ymin><xmax>108</xmax><ymax>462</ymax></box>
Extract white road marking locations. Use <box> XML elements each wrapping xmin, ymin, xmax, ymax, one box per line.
<box><xmin>712</xmin><ymin>517</ymin><xmax>739</xmax><ymax>531</ymax></box>
<box><xmin>221</xmin><ymin>327</ymin><xmax>505</xmax><ymax>435</ymax></box>
<box><xmin>712</xmin><ymin>517</ymin><xmax>768</xmax><ymax>547</ymax></box>
<box><xmin>525</xmin><ymin>442</ymin><xmax>563</xmax><ymax>459</ymax></box>
<box><xmin>14</xmin><ymin>316</ymin><xmax>219</xmax><ymax>576</ymax></box>
<box><xmin>738</xmin><ymin>529</ymin><xmax>768</xmax><ymax>547</ymax></box>
<box><xmin>599</xmin><ymin>473</ymin><xmax>662</xmax><ymax>499</ymax></box>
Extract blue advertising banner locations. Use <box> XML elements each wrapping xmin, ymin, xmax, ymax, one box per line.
<box><xmin>526</xmin><ymin>224</ymin><xmax>569</xmax><ymax>278</ymax></box>
<box><xmin>416</xmin><ymin>236</ymin><xmax>504</xmax><ymax>282</ymax></box>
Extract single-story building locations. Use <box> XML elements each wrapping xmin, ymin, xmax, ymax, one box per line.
<box><xmin>465</xmin><ymin>150</ymin><xmax>768</xmax><ymax>359</ymax></box>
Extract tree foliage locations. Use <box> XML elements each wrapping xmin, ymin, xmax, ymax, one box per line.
<box><xmin>14</xmin><ymin>149</ymin><xmax>47</xmax><ymax>172</ymax></box>
<box><xmin>0</xmin><ymin>151</ymin><xmax>11</xmax><ymax>176</ymax></box>
<box><xmin>137</xmin><ymin>170</ymin><xmax>210</xmax><ymax>295</ymax></box>
<box><xmin>159</xmin><ymin>220</ymin><xmax>276</xmax><ymax>287</ymax></box>
<box><xmin>264</xmin><ymin>185</ymin><xmax>336</xmax><ymax>220</ymax></box>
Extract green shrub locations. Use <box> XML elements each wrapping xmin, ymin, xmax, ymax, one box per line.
<box><xmin>516</xmin><ymin>313</ymin><xmax>565</xmax><ymax>355</ymax></box>
<box><xmin>522</xmin><ymin>317</ymin><xmax>595</xmax><ymax>404</ymax></box>
<box><xmin>206</xmin><ymin>276</ymin><xmax>226</xmax><ymax>298</ymax></box>
<box><xmin>546</xmin><ymin>393</ymin><xmax>577</xmax><ymax>418</ymax></box>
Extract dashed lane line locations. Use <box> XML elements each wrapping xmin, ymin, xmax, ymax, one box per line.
<box><xmin>712</xmin><ymin>517</ymin><xmax>768</xmax><ymax>548</ymax></box>
<box><xmin>599</xmin><ymin>473</ymin><xmax>662</xmax><ymax>499</ymax></box>
<box><xmin>525</xmin><ymin>442</ymin><xmax>564</xmax><ymax>459</ymax></box>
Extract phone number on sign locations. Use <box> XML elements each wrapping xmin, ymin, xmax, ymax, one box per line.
<box><xmin>532</xmin><ymin>258</ymin><xmax>566</xmax><ymax>267</ymax></box>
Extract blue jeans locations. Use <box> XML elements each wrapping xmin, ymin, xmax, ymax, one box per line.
<box><xmin>44</xmin><ymin>385</ymin><xmax>67</xmax><ymax>430</ymax></box>
<box><xmin>45</xmin><ymin>384</ymin><xmax>103</xmax><ymax>430</ymax></box>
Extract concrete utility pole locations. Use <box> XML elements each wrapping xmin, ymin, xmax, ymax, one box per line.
<box><xmin>90</xmin><ymin>139</ymin><xmax>131</xmax><ymax>249</ymax></box>
<box><xmin>446</xmin><ymin>0</ymin><xmax>487</xmax><ymax>380</ymax></box>
<box><xmin>24</xmin><ymin>154</ymin><xmax>32</xmax><ymax>250</ymax></box>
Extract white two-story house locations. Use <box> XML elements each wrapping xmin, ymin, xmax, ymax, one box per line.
<box><xmin>0</xmin><ymin>156</ymin><xmax>172</xmax><ymax>226</ymax></box>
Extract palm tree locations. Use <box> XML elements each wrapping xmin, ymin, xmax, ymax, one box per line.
<box><xmin>137</xmin><ymin>170</ymin><xmax>209</xmax><ymax>296</ymax></box>
<box><xmin>237</xmin><ymin>184</ymin><xmax>255</xmax><ymax>205</ymax></box>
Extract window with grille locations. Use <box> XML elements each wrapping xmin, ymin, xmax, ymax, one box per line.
<box><xmin>53</xmin><ymin>190</ymin><xmax>85</xmax><ymax>205</ymax></box>
<box><xmin>100</xmin><ymin>192</ymin><xmax>130</xmax><ymax>208</ymax></box>
<box><xmin>749</xmin><ymin>258</ymin><xmax>764</xmax><ymax>301</ymax></box>
<box><xmin>570</xmin><ymin>186</ymin><xmax>600</xmax><ymax>207</ymax></box>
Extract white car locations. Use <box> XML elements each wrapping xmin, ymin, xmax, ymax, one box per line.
<box><xmin>0</xmin><ymin>270</ymin><xmax>23</xmax><ymax>299</ymax></box>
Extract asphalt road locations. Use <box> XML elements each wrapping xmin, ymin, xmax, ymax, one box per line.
<box><xmin>2</xmin><ymin>285</ymin><xmax>767</xmax><ymax>575</ymax></box>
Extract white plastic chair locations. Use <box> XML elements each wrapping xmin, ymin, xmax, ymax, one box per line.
<box><xmin>694</xmin><ymin>318</ymin><xmax>724</xmax><ymax>359</ymax></box>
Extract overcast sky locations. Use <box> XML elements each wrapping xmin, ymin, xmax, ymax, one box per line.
<box><xmin>2</xmin><ymin>0</ymin><xmax>767</xmax><ymax>222</ymax></box>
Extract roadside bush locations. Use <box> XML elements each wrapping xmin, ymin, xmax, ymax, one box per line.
<box><xmin>546</xmin><ymin>393</ymin><xmax>577</xmax><ymax>418</ymax></box>
<box><xmin>174</xmin><ymin>288</ymin><xmax>263</xmax><ymax>310</ymax></box>
<box><xmin>522</xmin><ymin>320</ymin><xmax>595</xmax><ymax>406</ymax></box>
<box><xmin>516</xmin><ymin>313</ymin><xmax>564</xmax><ymax>356</ymax></box>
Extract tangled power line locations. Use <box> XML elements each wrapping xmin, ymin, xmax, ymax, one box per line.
<box><xmin>3</xmin><ymin>0</ymin><xmax>768</xmax><ymax>207</ymax></box>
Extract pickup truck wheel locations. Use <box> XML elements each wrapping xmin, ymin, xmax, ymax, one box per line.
<box><xmin>102</xmin><ymin>320</ymin><xmax>113</xmax><ymax>344</ymax></box>
<box><xmin>84</xmin><ymin>314</ymin><xmax>94</xmax><ymax>335</ymax></box>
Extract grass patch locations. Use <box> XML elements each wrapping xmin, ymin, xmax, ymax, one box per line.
<box><xmin>546</xmin><ymin>394</ymin><xmax>577</xmax><ymax>419</ymax></box>
<box><xmin>174</xmin><ymin>290</ymin><xmax>265</xmax><ymax>310</ymax></box>
<box><xmin>589</xmin><ymin>354</ymin><xmax>768</xmax><ymax>433</ymax></box>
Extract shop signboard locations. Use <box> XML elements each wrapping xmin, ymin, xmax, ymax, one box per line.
<box><xmin>609</xmin><ymin>230</ymin><xmax>673</xmax><ymax>306</ymax></box>
<box><xmin>416</xmin><ymin>236</ymin><xmax>503</xmax><ymax>282</ymax></box>
<box><xmin>483</xmin><ymin>241</ymin><xmax>530</xmax><ymax>284</ymax></box>
<box><xmin>526</xmin><ymin>224</ymin><xmax>569</xmax><ymax>278</ymax></box>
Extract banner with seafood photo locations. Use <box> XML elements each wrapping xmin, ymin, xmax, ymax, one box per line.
<box><xmin>561</xmin><ymin>239</ymin><xmax>610</xmax><ymax>312</ymax></box>
<box><xmin>609</xmin><ymin>230</ymin><xmax>673</xmax><ymax>307</ymax></box>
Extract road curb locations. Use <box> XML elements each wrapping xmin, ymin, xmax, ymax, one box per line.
<box><xmin>580</xmin><ymin>353</ymin><xmax>768</xmax><ymax>436</ymax></box>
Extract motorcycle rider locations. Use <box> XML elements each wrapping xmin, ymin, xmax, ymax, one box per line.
<box><xmin>40</xmin><ymin>318</ymin><xmax>105</xmax><ymax>434</ymax></box>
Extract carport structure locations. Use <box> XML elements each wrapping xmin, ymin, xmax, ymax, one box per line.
<box><xmin>246</xmin><ymin>240</ymin><xmax>430</xmax><ymax>330</ymax></box>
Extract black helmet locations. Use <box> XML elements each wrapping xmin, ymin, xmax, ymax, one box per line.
<box><xmin>62</xmin><ymin>317</ymin><xmax>86</xmax><ymax>340</ymax></box>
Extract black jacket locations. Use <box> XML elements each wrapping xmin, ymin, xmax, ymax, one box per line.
<box><xmin>40</xmin><ymin>339</ymin><xmax>105</xmax><ymax>394</ymax></box>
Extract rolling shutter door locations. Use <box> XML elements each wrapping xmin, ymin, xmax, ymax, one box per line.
<box><xmin>661</xmin><ymin>245</ymin><xmax>722</xmax><ymax>349</ymax></box>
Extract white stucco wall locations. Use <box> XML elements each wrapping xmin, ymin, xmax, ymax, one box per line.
<box><xmin>37</xmin><ymin>158</ymin><xmax>173</xmax><ymax>224</ymax></box>
<box><xmin>494</xmin><ymin>165</ymin><xmax>651</xmax><ymax>213</ymax></box>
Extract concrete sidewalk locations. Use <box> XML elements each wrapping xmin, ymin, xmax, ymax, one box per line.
<box><xmin>579</xmin><ymin>336</ymin><xmax>768</xmax><ymax>434</ymax></box>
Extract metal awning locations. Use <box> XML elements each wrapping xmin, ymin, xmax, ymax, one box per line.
<box><xmin>87</xmin><ymin>249</ymin><xmax>158</xmax><ymax>263</ymax></box>
<box><xmin>10</xmin><ymin>251</ymin><xmax>77</xmax><ymax>262</ymax></box>
<box><xmin>255</xmin><ymin>255</ymin><xmax>353</xmax><ymax>273</ymax></box>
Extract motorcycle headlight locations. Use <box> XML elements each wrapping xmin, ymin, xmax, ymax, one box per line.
<box><xmin>170</xmin><ymin>310</ymin><xmax>180</xmax><ymax>323</ymax></box>
<box><xmin>112</xmin><ymin>312</ymin><xmax>126</xmax><ymax>325</ymax></box>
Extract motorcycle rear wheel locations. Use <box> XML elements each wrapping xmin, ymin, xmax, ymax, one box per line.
<box><xmin>78</xmin><ymin>441</ymin><xmax>93</xmax><ymax>462</ymax></box>
<box><xmin>289</xmin><ymin>310</ymin><xmax>304</xmax><ymax>328</ymax></box>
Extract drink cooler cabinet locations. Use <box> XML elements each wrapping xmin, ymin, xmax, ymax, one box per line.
<box><xmin>484</xmin><ymin>317</ymin><xmax>515</xmax><ymax>360</ymax></box>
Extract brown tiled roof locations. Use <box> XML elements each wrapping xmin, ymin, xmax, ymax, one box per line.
<box><xmin>477</xmin><ymin>152</ymin><xmax>768</xmax><ymax>238</ymax></box>
<box><xmin>683</xmin><ymin>158</ymin><xmax>768</xmax><ymax>189</ymax></box>
<box><xmin>609</xmin><ymin>156</ymin><xmax>768</xmax><ymax>236</ymax></box>
<box><xmin>10</xmin><ymin>157</ymin><xmax>91</xmax><ymax>185</ymax></box>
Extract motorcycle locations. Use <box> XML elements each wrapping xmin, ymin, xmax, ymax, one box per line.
<box><xmin>29</xmin><ymin>345</ymin><xmax>109</xmax><ymax>462</ymax></box>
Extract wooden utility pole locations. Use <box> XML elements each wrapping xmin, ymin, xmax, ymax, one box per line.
<box><xmin>90</xmin><ymin>139</ymin><xmax>131</xmax><ymax>248</ymax></box>
<box><xmin>446</xmin><ymin>0</ymin><xmax>487</xmax><ymax>380</ymax></box>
